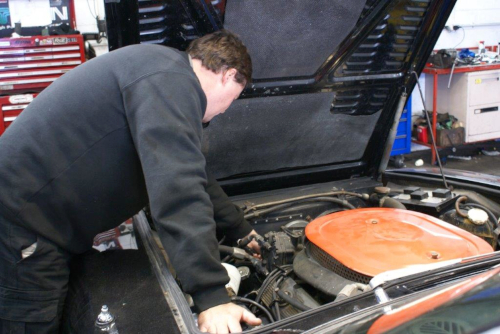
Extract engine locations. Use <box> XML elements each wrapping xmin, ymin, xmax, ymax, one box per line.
<box><xmin>219</xmin><ymin>187</ymin><xmax>498</xmax><ymax>324</ymax></box>
<box><xmin>296</xmin><ymin>208</ymin><xmax>492</xmax><ymax>296</ymax></box>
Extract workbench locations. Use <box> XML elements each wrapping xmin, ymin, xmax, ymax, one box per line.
<box><xmin>421</xmin><ymin>63</ymin><xmax>500</xmax><ymax>164</ymax></box>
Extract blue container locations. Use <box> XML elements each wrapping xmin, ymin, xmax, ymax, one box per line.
<box><xmin>391</xmin><ymin>96</ymin><xmax>412</xmax><ymax>156</ymax></box>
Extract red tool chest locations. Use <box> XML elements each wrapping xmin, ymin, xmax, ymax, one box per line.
<box><xmin>0</xmin><ymin>35</ymin><xmax>85</xmax><ymax>93</ymax></box>
<box><xmin>0</xmin><ymin>93</ymin><xmax>38</xmax><ymax>135</ymax></box>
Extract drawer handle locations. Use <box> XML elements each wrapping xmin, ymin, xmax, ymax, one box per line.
<box><xmin>474</xmin><ymin>106</ymin><xmax>499</xmax><ymax>114</ymax></box>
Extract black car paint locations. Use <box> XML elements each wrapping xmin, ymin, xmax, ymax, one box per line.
<box><xmin>101</xmin><ymin>1</ymin><xmax>500</xmax><ymax>333</ymax></box>
<box><xmin>104</xmin><ymin>0</ymin><xmax>457</xmax><ymax>196</ymax></box>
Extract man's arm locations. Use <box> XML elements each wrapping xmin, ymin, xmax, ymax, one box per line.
<box><xmin>205</xmin><ymin>172</ymin><xmax>253</xmax><ymax>240</ymax></box>
<box><xmin>122</xmin><ymin>71</ymin><xmax>230</xmax><ymax>311</ymax></box>
<box><xmin>205</xmin><ymin>173</ymin><xmax>261</xmax><ymax>257</ymax></box>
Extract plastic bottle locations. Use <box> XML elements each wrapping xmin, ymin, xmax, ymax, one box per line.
<box><xmin>478</xmin><ymin>41</ymin><xmax>485</xmax><ymax>55</ymax></box>
<box><xmin>95</xmin><ymin>305</ymin><xmax>119</xmax><ymax>333</ymax></box>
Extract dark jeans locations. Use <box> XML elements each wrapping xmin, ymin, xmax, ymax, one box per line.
<box><xmin>0</xmin><ymin>215</ymin><xmax>72</xmax><ymax>334</ymax></box>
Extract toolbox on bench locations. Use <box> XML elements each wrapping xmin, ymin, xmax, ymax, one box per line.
<box><xmin>0</xmin><ymin>35</ymin><xmax>85</xmax><ymax>93</ymax></box>
<box><xmin>0</xmin><ymin>93</ymin><xmax>38</xmax><ymax>135</ymax></box>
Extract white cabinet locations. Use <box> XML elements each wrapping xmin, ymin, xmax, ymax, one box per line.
<box><xmin>425</xmin><ymin>69</ymin><xmax>500</xmax><ymax>143</ymax></box>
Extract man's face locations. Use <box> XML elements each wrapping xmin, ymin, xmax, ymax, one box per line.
<box><xmin>202</xmin><ymin>70</ymin><xmax>245</xmax><ymax>123</ymax></box>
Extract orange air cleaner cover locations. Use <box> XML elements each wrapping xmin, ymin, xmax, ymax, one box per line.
<box><xmin>305</xmin><ymin>208</ymin><xmax>493</xmax><ymax>277</ymax></box>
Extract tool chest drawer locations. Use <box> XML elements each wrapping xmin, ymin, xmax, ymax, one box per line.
<box><xmin>468</xmin><ymin>103</ymin><xmax>500</xmax><ymax>137</ymax></box>
<box><xmin>468</xmin><ymin>70</ymin><xmax>500</xmax><ymax>107</ymax></box>
<box><xmin>0</xmin><ymin>35</ymin><xmax>85</xmax><ymax>93</ymax></box>
<box><xmin>0</xmin><ymin>93</ymin><xmax>38</xmax><ymax>135</ymax></box>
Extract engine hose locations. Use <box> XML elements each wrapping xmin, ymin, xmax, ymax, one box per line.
<box><xmin>218</xmin><ymin>245</ymin><xmax>235</xmax><ymax>255</ymax></box>
<box><xmin>313</xmin><ymin>197</ymin><xmax>356</xmax><ymax>210</ymax></box>
<box><xmin>277</xmin><ymin>290</ymin><xmax>311</xmax><ymax>312</ymax></box>
<box><xmin>254</xmin><ymin>265</ymin><xmax>292</xmax><ymax>311</ymax></box>
<box><xmin>316</xmin><ymin>208</ymin><xmax>347</xmax><ymax>219</ymax></box>
<box><xmin>274</xmin><ymin>302</ymin><xmax>281</xmax><ymax>321</ymax></box>
<box><xmin>455</xmin><ymin>196</ymin><xmax>469</xmax><ymax>218</ymax></box>
<box><xmin>272</xmin><ymin>276</ymin><xmax>284</xmax><ymax>321</ymax></box>
<box><xmin>244</xmin><ymin>197</ymin><xmax>355</xmax><ymax>220</ymax></box>
<box><xmin>379</xmin><ymin>197</ymin><xmax>406</xmax><ymax>210</ymax></box>
<box><xmin>232</xmin><ymin>297</ymin><xmax>275</xmax><ymax>323</ymax></box>
<box><xmin>243</xmin><ymin>191</ymin><xmax>368</xmax><ymax>213</ymax></box>
<box><xmin>454</xmin><ymin>190</ymin><xmax>500</xmax><ymax>218</ymax></box>
<box><xmin>255</xmin><ymin>269</ymin><xmax>282</xmax><ymax>305</ymax></box>
<box><xmin>244</xmin><ymin>203</ymin><xmax>295</xmax><ymax>219</ymax></box>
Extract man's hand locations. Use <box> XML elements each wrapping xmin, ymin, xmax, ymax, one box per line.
<box><xmin>198</xmin><ymin>303</ymin><xmax>262</xmax><ymax>333</ymax></box>
<box><xmin>246</xmin><ymin>230</ymin><xmax>261</xmax><ymax>257</ymax></box>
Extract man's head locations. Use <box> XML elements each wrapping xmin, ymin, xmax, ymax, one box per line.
<box><xmin>187</xmin><ymin>30</ymin><xmax>252</xmax><ymax>123</ymax></box>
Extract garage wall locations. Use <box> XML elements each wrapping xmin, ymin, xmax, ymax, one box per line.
<box><xmin>74</xmin><ymin>0</ymin><xmax>105</xmax><ymax>33</ymax></box>
<box><xmin>74</xmin><ymin>0</ymin><xmax>499</xmax><ymax>122</ymax></box>
<box><xmin>11</xmin><ymin>0</ymin><xmax>499</xmax><ymax>117</ymax></box>
<box><xmin>76</xmin><ymin>0</ymin><xmax>500</xmax><ymax>116</ymax></box>
<box><xmin>412</xmin><ymin>0</ymin><xmax>500</xmax><ymax>115</ymax></box>
<box><xmin>435</xmin><ymin>0</ymin><xmax>500</xmax><ymax>50</ymax></box>
<box><xmin>6</xmin><ymin>0</ymin><xmax>104</xmax><ymax>33</ymax></box>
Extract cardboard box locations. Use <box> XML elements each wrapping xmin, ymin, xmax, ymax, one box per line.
<box><xmin>436</xmin><ymin>127</ymin><xmax>465</xmax><ymax>147</ymax></box>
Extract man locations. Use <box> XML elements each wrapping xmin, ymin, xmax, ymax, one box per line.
<box><xmin>0</xmin><ymin>30</ymin><xmax>260</xmax><ymax>333</ymax></box>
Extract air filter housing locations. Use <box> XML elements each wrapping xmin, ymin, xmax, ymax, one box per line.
<box><xmin>299</xmin><ymin>208</ymin><xmax>493</xmax><ymax>291</ymax></box>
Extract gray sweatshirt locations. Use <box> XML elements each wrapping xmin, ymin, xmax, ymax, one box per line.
<box><xmin>0</xmin><ymin>44</ymin><xmax>252</xmax><ymax>311</ymax></box>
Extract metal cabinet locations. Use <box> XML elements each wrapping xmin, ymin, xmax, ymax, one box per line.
<box><xmin>0</xmin><ymin>35</ymin><xmax>85</xmax><ymax>94</ymax></box>
<box><xmin>0</xmin><ymin>93</ymin><xmax>38</xmax><ymax>135</ymax></box>
<box><xmin>425</xmin><ymin>69</ymin><xmax>500</xmax><ymax>143</ymax></box>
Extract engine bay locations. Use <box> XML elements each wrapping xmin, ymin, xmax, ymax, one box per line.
<box><xmin>81</xmin><ymin>175</ymin><xmax>500</xmax><ymax>333</ymax></box>
<box><xmin>215</xmin><ymin>180</ymin><xmax>498</xmax><ymax>327</ymax></box>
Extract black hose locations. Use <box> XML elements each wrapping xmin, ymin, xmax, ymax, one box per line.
<box><xmin>218</xmin><ymin>245</ymin><xmax>234</xmax><ymax>255</ymax></box>
<box><xmin>313</xmin><ymin>197</ymin><xmax>356</xmax><ymax>210</ymax></box>
<box><xmin>243</xmin><ymin>291</ymin><xmax>258</xmax><ymax>299</ymax></box>
<box><xmin>277</xmin><ymin>290</ymin><xmax>311</xmax><ymax>312</ymax></box>
<box><xmin>231</xmin><ymin>297</ymin><xmax>275</xmax><ymax>323</ymax></box>
<box><xmin>254</xmin><ymin>264</ymin><xmax>292</xmax><ymax>313</ymax></box>
<box><xmin>255</xmin><ymin>269</ymin><xmax>282</xmax><ymax>305</ymax></box>
<box><xmin>316</xmin><ymin>208</ymin><xmax>347</xmax><ymax>218</ymax></box>
<box><xmin>272</xmin><ymin>276</ymin><xmax>284</xmax><ymax>321</ymax></box>
<box><xmin>244</xmin><ymin>197</ymin><xmax>355</xmax><ymax>220</ymax></box>
<box><xmin>273</xmin><ymin>302</ymin><xmax>281</xmax><ymax>321</ymax></box>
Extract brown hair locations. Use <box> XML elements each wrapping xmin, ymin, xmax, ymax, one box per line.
<box><xmin>187</xmin><ymin>29</ymin><xmax>252</xmax><ymax>85</ymax></box>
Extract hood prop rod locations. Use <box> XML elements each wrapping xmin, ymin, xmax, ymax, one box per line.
<box><xmin>379</xmin><ymin>91</ymin><xmax>408</xmax><ymax>174</ymax></box>
<box><xmin>411</xmin><ymin>71</ymin><xmax>450</xmax><ymax>190</ymax></box>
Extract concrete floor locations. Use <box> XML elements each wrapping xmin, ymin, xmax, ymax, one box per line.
<box><xmin>442</xmin><ymin>154</ymin><xmax>500</xmax><ymax>176</ymax></box>
<box><xmin>397</xmin><ymin>140</ymin><xmax>500</xmax><ymax>176</ymax></box>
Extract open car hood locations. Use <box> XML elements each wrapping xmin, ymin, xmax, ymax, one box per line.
<box><xmin>105</xmin><ymin>0</ymin><xmax>456</xmax><ymax>195</ymax></box>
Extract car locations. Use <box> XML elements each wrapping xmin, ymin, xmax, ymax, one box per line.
<box><xmin>72</xmin><ymin>0</ymin><xmax>500</xmax><ymax>333</ymax></box>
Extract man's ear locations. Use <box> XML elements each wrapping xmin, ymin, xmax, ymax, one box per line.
<box><xmin>222</xmin><ymin>68</ymin><xmax>238</xmax><ymax>86</ymax></box>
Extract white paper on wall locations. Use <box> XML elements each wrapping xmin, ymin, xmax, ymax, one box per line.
<box><xmin>9</xmin><ymin>0</ymin><xmax>52</xmax><ymax>27</ymax></box>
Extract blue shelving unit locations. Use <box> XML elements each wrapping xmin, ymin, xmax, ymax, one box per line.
<box><xmin>391</xmin><ymin>96</ymin><xmax>412</xmax><ymax>156</ymax></box>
